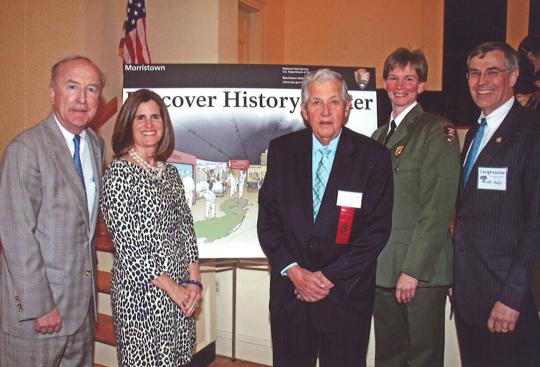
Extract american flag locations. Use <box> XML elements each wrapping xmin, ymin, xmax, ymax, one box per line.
<box><xmin>119</xmin><ymin>0</ymin><xmax>152</xmax><ymax>64</ymax></box>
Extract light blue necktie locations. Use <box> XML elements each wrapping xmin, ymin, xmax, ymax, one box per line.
<box><xmin>73</xmin><ymin>135</ymin><xmax>85</xmax><ymax>186</ymax></box>
<box><xmin>463</xmin><ymin>118</ymin><xmax>487</xmax><ymax>184</ymax></box>
<box><xmin>313</xmin><ymin>147</ymin><xmax>331</xmax><ymax>220</ymax></box>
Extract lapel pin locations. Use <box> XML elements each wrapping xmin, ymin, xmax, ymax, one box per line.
<box><xmin>443</xmin><ymin>122</ymin><xmax>457</xmax><ymax>143</ymax></box>
<box><xmin>496</xmin><ymin>136</ymin><xmax>503</xmax><ymax>143</ymax></box>
<box><xmin>395</xmin><ymin>145</ymin><xmax>405</xmax><ymax>157</ymax></box>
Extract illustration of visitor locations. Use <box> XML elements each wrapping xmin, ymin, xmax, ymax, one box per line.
<box><xmin>182</xmin><ymin>170</ymin><xmax>195</xmax><ymax>208</ymax></box>
<box><xmin>227</xmin><ymin>172</ymin><xmax>237</xmax><ymax>197</ymax></box>
<box><xmin>238</xmin><ymin>170</ymin><xmax>246</xmax><ymax>198</ymax></box>
<box><xmin>201</xmin><ymin>183</ymin><xmax>216</xmax><ymax>219</ymax></box>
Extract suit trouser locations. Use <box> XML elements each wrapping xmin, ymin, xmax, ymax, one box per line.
<box><xmin>455</xmin><ymin>309</ymin><xmax>540</xmax><ymax>367</ymax></box>
<box><xmin>270</xmin><ymin>307</ymin><xmax>371</xmax><ymax>367</ymax></box>
<box><xmin>0</xmin><ymin>303</ymin><xmax>94</xmax><ymax>367</ymax></box>
<box><xmin>373</xmin><ymin>286</ymin><xmax>447</xmax><ymax>367</ymax></box>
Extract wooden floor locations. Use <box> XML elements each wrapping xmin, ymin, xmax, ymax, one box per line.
<box><xmin>208</xmin><ymin>356</ymin><xmax>269</xmax><ymax>367</ymax></box>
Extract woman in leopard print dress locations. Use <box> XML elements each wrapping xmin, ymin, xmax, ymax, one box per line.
<box><xmin>101</xmin><ymin>89</ymin><xmax>202</xmax><ymax>366</ymax></box>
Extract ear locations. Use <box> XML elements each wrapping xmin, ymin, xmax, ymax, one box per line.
<box><xmin>417</xmin><ymin>81</ymin><xmax>426</xmax><ymax>95</ymax></box>
<box><xmin>345</xmin><ymin>100</ymin><xmax>352</xmax><ymax>117</ymax></box>
<box><xmin>383</xmin><ymin>79</ymin><xmax>388</xmax><ymax>91</ymax></box>
<box><xmin>49</xmin><ymin>85</ymin><xmax>55</xmax><ymax>104</ymax></box>
<box><xmin>343</xmin><ymin>100</ymin><xmax>352</xmax><ymax>123</ymax></box>
<box><xmin>300</xmin><ymin>103</ymin><xmax>308</xmax><ymax>121</ymax></box>
<box><xmin>509</xmin><ymin>68</ymin><xmax>519</xmax><ymax>88</ymax></box>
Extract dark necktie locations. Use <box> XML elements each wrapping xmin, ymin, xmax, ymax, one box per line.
<box><xmin>73</xmin><ymin>135</ymin><xmax>85</xmax><ymax>186</ymax></box>
<box><xmin>384</xmin><ymin>120</ymin><xmax>397</xmax><ymax>145</ymax></box>
<box><xmin>463</xmin><ymin>118</ymin><xmax>487</xmax><ymax>184</ymax></box>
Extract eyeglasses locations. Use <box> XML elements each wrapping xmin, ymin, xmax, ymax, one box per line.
<box><xmin>466</xmin><ymin>68</ymin><xmax>508</xmax><ymax>80</ymax></box>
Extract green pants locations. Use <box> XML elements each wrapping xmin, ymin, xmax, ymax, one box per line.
<box><xmin>374</xmin><ymin>286</ymin><xmax>447</xmax><ymax>367</ymax></box>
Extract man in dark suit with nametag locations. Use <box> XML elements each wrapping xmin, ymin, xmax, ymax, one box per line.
<box><xmin>257</xmin><ymin>68</ymin><xmax>393</xmax><ymax>367</ymax></box>
<box><xmin>453</xmin><ymin>41</ymin><xmax>540</xmax><ymax>366</ymax></box>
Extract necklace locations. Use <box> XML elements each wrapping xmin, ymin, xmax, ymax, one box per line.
<box><xmin>128</xmin><ymin>148</ymin><xmax>165</xmax><ymax>179</ymax></box>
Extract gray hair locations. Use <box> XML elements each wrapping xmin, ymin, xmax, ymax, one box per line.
<box><xmin>467</xmin><ymin>41</ymin><xmax>519</xmax><ymax>73</ymax></box>
<box><xmin>301</xmin><ymin>68</ymin><xmax>352</xmax><ymax>104</ymax></box>
<box><xmin>50</xmin><ymin>55</ymin><xmax>106</xmax><ymax>93</ymax></box>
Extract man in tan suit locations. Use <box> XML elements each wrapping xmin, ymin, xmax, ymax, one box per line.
<box><xmin>372</xmin><ymin>48</ymin><xmax>460</xmax><ymax>367</ymax></box>
<box><xmin>0</xmin><ymin>56</ymin><xmax>105</xmax><ymax>366</ymax></box>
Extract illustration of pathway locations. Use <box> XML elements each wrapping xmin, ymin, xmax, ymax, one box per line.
<box><xmin>194</xmin><ymin>197</ymin><xmax>249</xmax><ymax>242</ymax></box>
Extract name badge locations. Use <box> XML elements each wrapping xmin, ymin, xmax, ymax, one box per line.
<box><xmin>477</xmin><ymin>167</ymin><xmax>507</xmax><ymax>191</ymax></box>
<box><xmin>336</xmin><ymin>190</ymin><xmax>363</xmax><ymax>208</ymax></box>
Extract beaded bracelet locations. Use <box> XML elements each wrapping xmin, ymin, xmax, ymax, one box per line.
<box><xmin>185</xmin><ymin>279</ymin><xmax>203</xmax><ymax>290</ymax></box>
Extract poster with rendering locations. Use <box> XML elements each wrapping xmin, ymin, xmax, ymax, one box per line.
<box><xmin>123</xmin><ymin>64</ymin><xmax>378</xmax><ymax>258</ymax></box>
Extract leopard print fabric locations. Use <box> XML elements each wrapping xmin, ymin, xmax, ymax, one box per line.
<box><xmin>101</xmin><ymin>159</ymin><xmax>199</xmax><ymax>366</ymax></box>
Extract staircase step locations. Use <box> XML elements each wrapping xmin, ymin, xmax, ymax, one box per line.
<box><xmin>97</xmin><ymin>271</ymin><xmax>112</xmax><ymax>294</ymax></box>
<box><xmin>97</xmin><ymin>215</ymin><xmax>111</xmax><ymax>236</ymax></box>
<box><xmin>96</xmin><ymin>235</ymin><xmax>115</xmax><ymax>253</ymax></box>
<box><xmin>95</xmin><ymin>313</ymin><xmax>116</xmax><ymax>346</ymax></box>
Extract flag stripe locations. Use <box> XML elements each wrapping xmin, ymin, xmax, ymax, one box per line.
<box><xmin>119</xmin><ymin>0</ymin><xmax>151</xmax><ymax>64</ymax></box>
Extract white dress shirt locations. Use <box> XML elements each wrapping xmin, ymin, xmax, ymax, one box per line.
<box><xmin>54</xmin><ymin>116</ymin><xmax>96</xmax><ymax>219</ymax></box>
<box><xmin>464</xmin><ymin>97</ymin><xmax>515</xmax><ymax>163</ymax></box>
<box><xmin>388</xmin><ymin>101</ymin><xmax>418</xmax><ymax>131</ymax></box>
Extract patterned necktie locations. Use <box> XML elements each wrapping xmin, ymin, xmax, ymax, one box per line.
<box><xmin>463</xmin><ymin>118</ymin><xmax>487</xmax><ymax>184</ymax></box>
<box><xmin>73</xmin><ymin>135</ymin><xmax>85</xmax><ymax>186</ymax></box>
<box><xmin>313</xmin><ymin>147</ymin><xmax>331</xmax><ymax>220</ymax></box>
<box><xmin>384</xmin><ymin>120</ymin><xmax>397</xmax><ymax>145</ymax></box>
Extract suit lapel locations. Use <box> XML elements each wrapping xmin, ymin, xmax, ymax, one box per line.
<box><xmin>458</xmin><ymin>128</ymin><xmax>476</xmax><ymax>200</ymax></box>
<box><xmin>385</xmin><ymin>104</ymin><xmax>423</xmax><ymax>149</ymax></box>
<box><xmin>86</xmin><ymin>130</ymin><xmax>102</xmax><ymax>231</ymax></box>
<box><xmin>293</xmin><ymin>130</ymin><xmax>315</xmax><ymax>226</ymax></box>
<box><xmin>474</xmin><ymin>109</ymin><xmax>519</xmax><ymax>166</ymax></box>
<box><xmin>373</xmin><ymin>124</ymin><xmax>387</xmax><ymax>144</ymax></box>
<box><xmin>43</xmin><ymin>116</ymin><xmax>90</xmax><ymax>227</ymax></box>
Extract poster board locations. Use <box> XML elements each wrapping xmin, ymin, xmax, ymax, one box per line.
<box><xmin>123</xmin><ymin>64</ymin><xmax>377</xmax><ymax>258</ymax></box>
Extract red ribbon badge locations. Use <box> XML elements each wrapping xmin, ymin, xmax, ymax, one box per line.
<box><xmin>336</xmin><ymin>206</ymin><xmax>355</xmax><ymax>245</ymax></box>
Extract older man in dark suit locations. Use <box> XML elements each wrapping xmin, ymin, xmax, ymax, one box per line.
<box><xmin>0</xmin><ymin>56</ymin><xmax>105</xmax><ymax>366</ymax></box>
<box><xmin>454</xmin><ymin>41</ymin><xmax>540</xmax><ymax>366</ymax></box>
<box><xmin>257</xmin><ymin>68</ymin><xmax>393</xmax><ymax>367</ymax></box>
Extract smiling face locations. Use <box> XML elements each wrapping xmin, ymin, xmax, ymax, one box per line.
<box><xmin>131</xmin><ymin>99</ymin><xmax>164</xmax><ymax>154</ymax></box>
<box><xmin>301</xmin><ymin>79</ymin><xmax>351</xmax><ymax>146</ymax></box>
<box><xmin>49</xmin><ymin>59</ymin><xmax>101</xmax><ymax>135</ymax></box>
<box><xmin>468</xmin><ymin>50</ymin><xmax>518</xmax><ymax>116</ymax></box>
<box><xmin>384</xmin><ymin>63</ymin><xmax>426</xmax><ymax>117</ymax></box>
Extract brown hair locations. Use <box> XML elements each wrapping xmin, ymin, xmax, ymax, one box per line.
<box><xmin>383</xmin><ymin>48</ymin><xmax>428</xmax><ymax>82</ymax></box>
<box><xmin>112</xmin><ymin>89</ymin><xmax>175</xmax><ymax>161</ymax></box>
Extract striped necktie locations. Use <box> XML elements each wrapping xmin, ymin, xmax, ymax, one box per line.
<box><xmin>463</xmin><ymin>118</ymin><xmax>487</xmax><ymax>184</ymax></box>
<box><xmin>73</xmin><ymin>135</ymin><xmax>85</xmax><ymax>186</ymax></box>
<box><xmin>313</xmin><ymin>147</ymin><xmax>331</xmax><ymax>220</ymax></box>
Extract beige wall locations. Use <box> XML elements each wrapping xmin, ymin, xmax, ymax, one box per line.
<box><xmin>1</xmin><ymin>0</ymin><xmax>533</xmax><ymax>156</ymax></box>
<box><xmin>283</xmin><ymin>0</ymin><xmax>444</xmax><ymax>90</ymax></box>
<box><xmin>507</xmin><ymin>0</ymin><xmax>530</xmax><ymax>49</ymax></box>
<box><xmin>0</xmin><ymin>0</ymin><xmax>124</xmax><ymax>158</ymax></box>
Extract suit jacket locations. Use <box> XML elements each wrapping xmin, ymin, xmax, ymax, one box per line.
<box><xmin>0</xmin><ymin>115</ymin><xmax>104</xmax><ymax>338</ymax></box>
<box><xmin>454</xmin><ymin>102</ymin><xmax>540</xmax><ymax>327</ymax></box>
<box><xmin>372</xmin><ymin>104</ymin><xmax>460</xmax><ymax>288</ymax></box>
<box><xmin>257</xmin><ymin>127</ymin><xmax>393</xmax><ymax>332</ymax></box>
